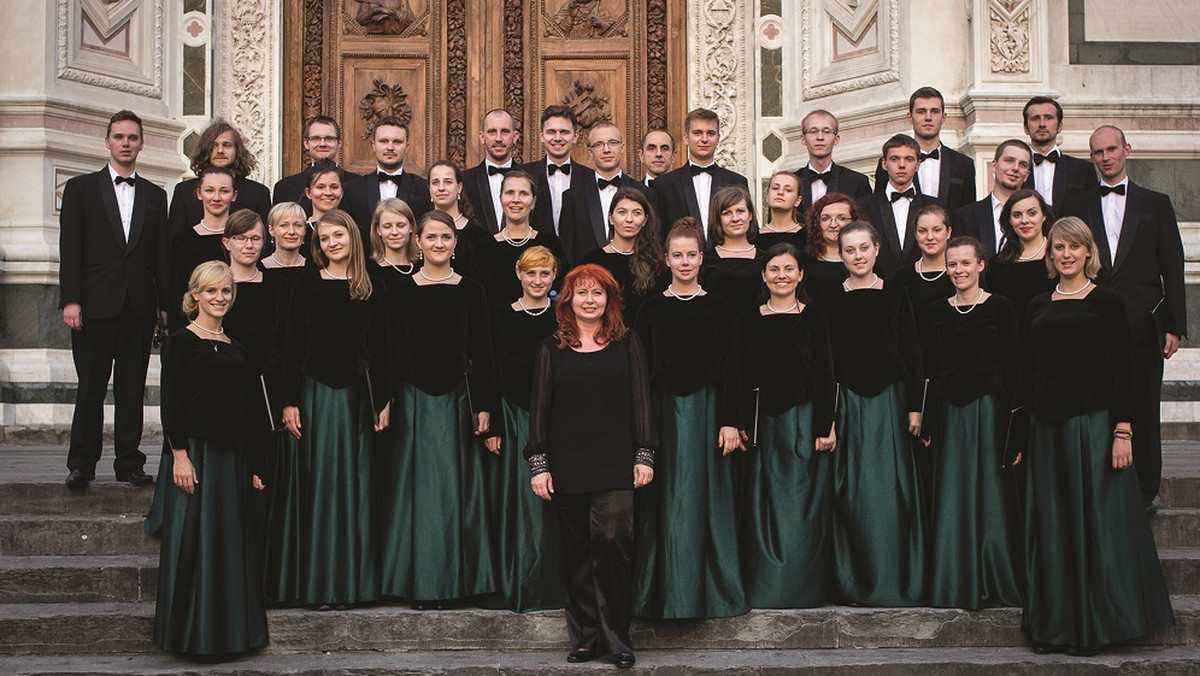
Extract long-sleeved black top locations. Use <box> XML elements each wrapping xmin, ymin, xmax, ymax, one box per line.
<box><xmin>1019</xmin><ymin>287</ymin><xmax>1133</xmax><ymax>423</ymax></box>
<box><xmin>473</xmin><ymin>230</ymin><xmax>564</xmax><ymax>308</ymax></box>
<box><xmin>160</xmin><ymin>330</ymin><xmax>255</xmax><ymax>450</ymax></box>
<box><xmin>801</xmin><ymin>256</ymin><xmax>849</xmax><ymax>310</ymax></box>
<box><xmin>525</xmin><ymin>333</ymin><xmax>654</xmax><ymax>494</ymax></box>
<box><xmin>167</xmin><ymin>229</ymin><xmax>226</xmax><ymax>331</ymax></box>
<box><xmin>579</xmin><ymin>248</ymin><xmax>667</xmax><ymax>328</ymax></box>
<box><xmin>491</xmin><ymin>303</ymin><xmax>559</xmax><ymax>410</ymax></box>
<box><xmin>700</xmin><ymin>248</ymin><xmax>763</xmax><ymax>317</ymax></box>
<box><xmin>281</xmin><ymin>271</ymin><xmax>390</xmax><ymax>413</ymax></box>
<box><xmin>922</xmin><ymin>294</ymin><xmax>1019</xmax><ymax>406</ymax></box>
<box><xmin>453</xmin><ymin>218</ymin><xmax>493</xmax><ymax>281</ymax></box>
<box><xmin>753</xmin><ymin>230</ymin><xmax>807</xmax><ymax>252</ymax></box>
<box><xmin>739</xmin><ymin>307</ymin><xmax>837</xmax><ymax>437</ymax></box>
<box><xmin>634</xmin><ymin>292</ymin><xmax>742</xmax><ymax>428</ymax></box>
<box><xmin>892</xmin><ymin>262</ymin><xmax>955</xmax><ymax>342</ymax></box>
<box><xmin>984</xmin><ymin>257</ymin><xmax>1055</xmax><ymax>342</ymax></box>
<box><xmin>824</xmin><ymin>283</ymin><xmax>924</xmax><ymax>410</ymax></box>
<box><xmin>222</xmin><ymin>274</ymin><xmax>288</xmax><ymax>429</ymax></box>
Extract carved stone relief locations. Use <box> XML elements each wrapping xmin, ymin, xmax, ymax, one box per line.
<box><xmin>560</xmin><ymin>80</ymin><xmax>613</xmax><ymax>142</ymax></box>
<box><xmin>801</xmin><ymin>0</ymin><xmax>899</xmax><ymax>99</ymax></box>
<box><xmin>353</xmin><ymin>0</ymin><xmax>416</xmax><ymax>34</ymax></box>
<box><xmin>303</xmin><ymin>0</ymin><xmax>323</xmax><ymax>123</ymax></box>
<box><xmin>57</xmin><ymin>0</ymin><xmax>164</xmax><ymax>98</ymax></box>
<box><xmin>216</xmin><ymin>0</ymin><xmax>278</xmax><ymax>184</ymax></box>
<box><xmin>445</xmin><ymin>0</ymin><xmax>468</xmax><ymax>166</ymax></box>
<box><xmin>544</xmin><ymin>0</ymin><xmax>627</xmax><ymax>38</ymax></box>
<box><xmin>646</xmin><ymin>0</ymin><xmax>668</xmax><ymax>130</ymax></box>
<box><xmin>504</xmin><ymin>0</ymin><xmax>525</xmax><ymax>160</ymax></box>
<box><xmin>989</xmin><ymin>0</ymin><xmax>1031</xmax><ymax>73</ymax></box>
<box><xmin>359</xmin><ymin>79</ymin><xmax>415</xmax><ymax>138</ymax></box>
<box><xmin>690</xmin><ymin>0</ymin><xmax>751</xmax><ymax>172</ymax></box>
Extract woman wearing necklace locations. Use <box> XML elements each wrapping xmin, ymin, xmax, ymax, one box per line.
<box><xmin>580</xmin><ymin>188</ymin><xmax>665</xmax><ymax>326</ymax></box>
<box><xmin>301</xmin><ymin>161</ymin><xmax>345</xmax><ymax>251</ymax></box>
<box><xmin>825</xmin><ymin>221</ymin><xmax>926</xmax><ymax>607</ymax></box>
<box><xmin>475</xmin><ymin>170</ymin><xmax>563</xmax><ymax>308</ymax></box>
<box><xmin>279</xmin><ymin>209</ymin><xmax>391</xmax><ymax>610</ymax></box>
<box><xmin>738</xmin><ymin>243</ymin><xmax>837</xmax><ymax>608</ymax></box>
<box><xmin>262</xmin><ymin>202</ymin><xmax>310</xmax><ymax>282</ymax></box>
<box><xmin>379</xmin><ymin>210</ymin><xmax>499</xmax><ymax>608</ymax></box>
<box><xmin>633</xmin><ymin>223</ymin><xmax>748</xmax><ymax>620</ymax></box>
<box><xmin>154</xmin><ymin>260</ymin><xmax>267</xmax><ymax>657</ymax></box>
<box><xmin>985</xmin><ymin>189</ymin><xmax>1056</xmax><ymax>337</ymax></box>
<box><xmin>1019</xmin><ymin>217</ymin><xmax>1173</xmax><ymax>656</ymax></box>
<box><xmin>891</xmin><ymin>205</ymin><xmax>955</xmax><ymax>334</ymax></box>
<box><xmin>921</xmin><ymin>236</ymin><xmax>1022</xmax><ymax>610</ymax></box>
<box><xmin>802</xmin><ymin>193</ymin><xmax>861</xmax><ymax>309</ymax></box>
<box><xmin>483</xmin><ymin>245</ymin><xmax>564</xmax><ymax>612</ymax></box>
<box><xmin>700</xmin><ymin>185</ymin><xmax>763</xmax><ymax>317</ymax></box>
<box><xmin>754</xmin><ymin>171</ymin><xmax>806</xmax><ymax>251</ymax></box>
<box><xmin>168</xmin><ymin>166</ymin><xmax>237</xmax><ymax>332</ymax></box>
<box><xmin>430</xmin><ymin>160</ymin><xmax>490</xmax><ymax>279</ymax></box>
<box><xmin>370</xmin><ymin>197</ymin><xmax>420</xmax><ymax>281</ymax></box>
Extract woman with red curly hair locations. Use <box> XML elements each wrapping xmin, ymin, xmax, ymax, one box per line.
<box><xmin>803</xmin><ymin>192</ymin><xmax>861</xmax><ymax>308</ymax></box>
<box><xmin>525</xmin><ymin>263</ymin><xmax>655</xmax><ymax>669</ymax></box>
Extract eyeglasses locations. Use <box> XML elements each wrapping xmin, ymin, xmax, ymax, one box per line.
<box><xmin>306</xmin><ymin>136</ymin><xmax>340</xmax><ymax>144</ymax></box>
<box><xmin>804</xmin><ymin>128</ymin><xmax>837</xmax><ymax>137</ymax></box>
<box><xmin>588</xmin><ymin>139</ymin><xmax>623</xmax><ymax>150</ymax></box>
<box><xmin>818</xmin><ymin>214</ymin><xmax>853</xmax><ymax>224</ymax></box>
<box><xmin>230</xmin><ymin>235</ymin><xmax>264</xmax><ymax>245</ymax></box>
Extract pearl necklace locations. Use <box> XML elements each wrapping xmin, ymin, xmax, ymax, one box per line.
<box><xmin>518</xmin><ymin>298</ymin><xmax>551</xmax><ymax>316</ymax></box>
<box><xmin>323</xmin><ymin>268</ymin><xmax>349</xmax><ymax>280</ymax></box>
<box><xmin>667</xmin><ymin>284</ymin><xmax>702</xmax><ymax>301</ymax></box>
<box><xmin>952</xmin><ymin>287</ymin><xmax>986</xmax><ymax>315</ymax></box>
<box><xmin>760</xmin><ymin>221</ymin><xmax>800</xmax><ymax>234</ymax></box>
<box><xmin>383</xmin><ymin>256</ymin><xmax>414</xmax><ymax>274</ymax></box>
<box><xmin>419</xmin><ymin>267</ymin><xmax>455</xmax><ymax>283</ymax></box>
<box><xmin>915</xmin><ymin>259</ymin><xmax>947</xmax><ymax>281</ymax></box>
<box><xmin>843</xmin><ymin>274</ymin><xmax>881</xmax><ymax>291</ymax></box>
<box><xmin>197</xmin><ymin>221</ymin><xmax>224</xmax><ymax>234</ymax></box>
<box><xmin>1018</xmin><ymin>239</ymin><xmax>1047</xmax><ymax>261</ymax></box>
<box><xmin>233</xmin><ymin>270</ymin><xmax>261</xmax><ymax>283</ymax></box>
<box><xmin>1055</xmin><ymin>279</ymin><xmax>1093</xmax><ymax>296</ymax></box>
<box><xmin>765</xmin><ymin>299</ymin><xmax>799</xmax><ymax>314</ymax></box>
<box><xmin>268</xmin><ymin>253</ymin><xmax>305</xmax><ymax>268</ymax></box>
<box><xmin>609</xmin><ymin>242</ymin><xmax>635</xmax><ymax>256</ymax></box>
<box><xmin>716</xmin><ymin>243</ymin><xmax>755</xmax><ymax>254</ymax></box>
<box><xmin>820</xmin><ymin>254</ymin><xmax>842</xmax><ymax>263</ymax></box>
<box><xmin>501</xmin><ymin>226</ymin><xmax>533</xmax><ymax>247</ymax></box>
<box><xmin>190</xmin><ymin>320</ymin><xmax>224</xmax><ymax>336</ymax></box>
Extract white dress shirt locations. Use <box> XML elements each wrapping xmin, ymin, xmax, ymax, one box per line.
<box><xmin>990</xmin><ymin>194</ymin><xmax>1005</xmax><ymax>253</ymax></box>
<box><xmin>107</xmin><ymin>164</ymin><xmax>135</xmax><ymax>240</ymax></box>
<box><xmin>546</xmin><ymin>160</ymin><xmax>572</xmax><ymax>231</ymax></box>
<box><xmin>806</xmin><ymin>163</ymin><xmax>829</xmax><ymax>203</ymax></box>
<box><xmin>886</xmin><ymin>184</ymin><xmax>914</xmax><ymax>248</ymax></box>
<box><xmin>691</xmin><ymin>162</ymin><xmax>715</xmax><ymax>230</ymax></box>
<box><xmin>486</xmin><ymin>160</ymin><xmax>512</xmax><ymax>225</ymax></box>
<box><xmin>1032</xmin><ymin>146</ymin><xmax>1060</xmax><ymax>206</ymax></box>
<box><xmin>1101</xmin><ymin>177</ymin><xmax>1129</xmax><ymax>265</ymax></box>
<box><xmin>597</xmin><ymin>173</ymin><xmax>622</xmax><ymax>237</ymax></box>
<box><xmin>376</xmin><ymin>166</ymin><xmax>403</xmax><ymax>201</ymax></box>
<box><xmin>917</xmin><ymin>146</ymin><xmax>942</xmax><ymax>199</ymax></box>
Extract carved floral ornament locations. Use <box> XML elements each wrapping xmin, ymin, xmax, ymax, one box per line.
<box><xmin>989</xmin><ymin>0</ymin><xmax>1031</xmax><ymax>74</ymax></box>
<box><xmin>360</xmin><ymin>79</ymin><xmax>414</xmax><ymax>139</ymax></box>
<box><xmin>561</xmin><ymin>80</ymin><xmax>612</xmax><ymax>141</ymax></box>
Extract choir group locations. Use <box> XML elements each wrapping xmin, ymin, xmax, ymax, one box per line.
<box><xmin>58</xmin><ymin>88</ymin><xmax>1184</xmax><ymax>667</ymax></box>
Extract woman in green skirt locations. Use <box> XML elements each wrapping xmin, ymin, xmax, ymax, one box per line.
<box><xmin>1020</xmin><ymin>217</ymin><xmax>1174</xmax><ymax>655</ymax></box>
<box><xmin>280</xmin><ymin>209</ymin><xmax>391</xmax><ymax>610</ymax></box>
<box><xmin>738</xmin><ymin>243</ymin><xmax>837</xmax><ymax>608</ymax></box>
<box><xmin>824</xmin><ymin>221</ymin><xmax>926</xmax><ymax>606</ymax></box>
<box><xmin>155</xmin><ymin>260</ymin><xmax>267</xmax><ymax>657</ymax></box>
<box><xmin>378</xmin><ymin>210</ymin><xmax>498</xmax><ymax>608</ymax></box>
<box><xmin>633</xmin><ymin>221</ymin><xmax>749</xmax><ymax>619</ymax></box>
<box><xmin>922</xmin><ymin>236</ymin><xmax>1023</xmax><ymax>609</ymax></box>
<box><xmin>483</xmin><ymin>245</ymin><xmax>563</xmax><ymax>611</ymax></box>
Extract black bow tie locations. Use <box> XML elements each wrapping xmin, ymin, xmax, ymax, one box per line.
<box><xmin>919</xmin><ymin>148</ymin><xmax>940</xmax><ymax>161</ymax></box>
<box><xmin>808</xmin><ymin>170</ymin><xmax>831</xmax><ymax>185</ymax></box>
<box><xmin>378</xmin><ymin>172</ymin><xmax>403</xmax><ymax>185</ymax></box>
<box><xmin>547</xmin><ymin>163</ymin><xmax>571</xmax><ymax>176</ymax></box>
<box><xmin>113</xmin><ymin>175</ymin><xmax>136</xmax><ymax>186</ymax></box>
<box><xmin>1099</xmin><ymin>183</ymin><xmax>1126</xmax><ymax>196</ymax></box>
<box><xmin>890</xmin><ymin>187</ymin><xmax>917</xmax><ymax>202</ymax></box>
<box><xmin>486</xmin><ymin>164</ymin><xmax>512</xmax><ymax>176</ymax></box>
<box><xmin>1033</xmin><ymin>150</ymin><xmax>1060</xmax><ymax>165</ymax></box>
<box><xmin>597</xmin><ymin>176</ymin><xmax>621</xmax><ymax>190</ymax></box>
<box><xmin>689</xmin><ymin>163</ymin><xmax>715</xmax><ymax>176</ymax></box>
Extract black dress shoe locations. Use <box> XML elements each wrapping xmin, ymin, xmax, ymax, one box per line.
<box><xmin>612</xmin><ymin>652</ymin><xmax>635</xmax><ymax>669</ymax></box>
<box><xmin>1031</xmin><ymin>643</ymin><xmax>1064</xmax><ymax>654</ymax></box>
<box><xmin>1066</xmin><ymin>644</ymin><xmax>1102</xmax><ymax>657</ymax></box>
<box><xmin>566</xmin><ymin>647</ymin><xmax>595</xmax><ymax>663</ymax></box>
<box><xmin>65</xmin><ymin>469</ymin><xmax>93</xmax><ymax>491</ymax></box>
<box><xmin>116</xmin><ymin>470</ymin><xmax>154</xmax><ymax>486</ymax></box>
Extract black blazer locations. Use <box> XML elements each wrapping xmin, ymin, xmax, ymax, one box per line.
<box><xmin>168</xmin><ymin>176</ymin><xmax>271</xmax><ymax>234</ymax></box>
<box><xmin>856</xmin><ymin>191</ymin><xmax>945</xmax><ymax>279</ymax></box>
<box><xmin>652</xmin><ymin>163</ymin><xmax>750</xmax><ymax>234</ymax></box>
<box><xmin>341</xmin><ymin>169</ymin><xmax>432</xmax><ymax>247</ymax></box>
<box><xmin>59</xmin><ymin>168</ymin><xmax>168</xmax><ymax>320</ymax></box>
<box><xmin>1062</xmin><ymin>181</ymin><xmax>1186</xmax><ymax>343</ymax></box>
<box><xmin>521</xmin><ymin>158</ymin><xmax>596</xmax><ymax>236</ymax></box>
<box><xmin>272</xmin><ymin>167</ymin><xmax>362</xmax><ymax>214</ymax></box>
<box><xmin>558</xmin><ymin>173</ymin><xmax>648</xmax><ymax>267</ymax></box>
<box><xmin>874</xmin><ymin>145</ymin><xmax>976</xmax><ymax>212</ymax></box>
<box><xmin>797</xmin><ymin>162</ymin><xmax>872</xmax><ymax>217</ymax></box>
<box><xmin>1021</xmin><ymin>151</ymin><xmax>1096</xmax><ymax>209</ymax></box>
<box><xmin>462</xmin><ymin>161</ymin><xmax>509</xmax><ymax>234</ymax></box>
<box><xmin>952</xmin><ymin>197</ymin><xmax>1001</xmax><ymax>258</ymax></box>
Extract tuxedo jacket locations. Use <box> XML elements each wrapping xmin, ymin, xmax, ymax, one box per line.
<box><xmin>167</xmin><ymin>176</ymin><xmax>272</xmax><ymax>234</ymax></box>
<box><xmin>521</xmin><ymin>158</ymin><xmax>596</xmax><ymax>235</ymax></box>
<box><xmin>558</xmin><ymin>173</ymin><xmax>648</xmax><ymax>267</ymax></box>
<box><xmin>1062</xmin><ymin>181</ymin><xmax>1186</xmax><ymax>343</ymax></box>
<box><xmin>797</xmin><ymin>162</ymin><xmax>872</xmax><ymax>217</ymax></box>
<box><xmin>342</xmin><ymin>169</ymin><xmax>432</xmax><ymax>245</ymax></box>
<box><xmin>462</xmin><ymin>161</ymin><xmax>507</xmax><ymax>234</ymax></box>
<box><xmin>875</xmin><ymin>145</ymin><xmax>976</xmax><ymax>212</ymax></box>
<box><xmin>272</xmin><ymin>167</ymin><xmax>362</xmax><ymax>214</ymax></box>
<box><xmin>856</xmin><ymin>192</ymin><xmax>945</xmax><ymax>279</ymax></box>
<box><xmin>652</xmin><ymin>163</ymin><xmax>749</xmax><ymax>233</ymax></box>
<box><xmin>952</xmin><ymin>198</ymin><xmax>1001</xmax><ymax>258</ymax></box>
<box><xmin>59</xmin><ymin>168</ymin><xmax>168</xmax><ymax>320</ymax></box>
<box><xmin>1021</xmin><ymin>151</ymin><xmax>1096</xmax><ymax>210</ymax></box>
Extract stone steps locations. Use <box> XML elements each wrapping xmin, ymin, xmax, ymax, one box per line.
<box><xmin>2</xmin><ymin>647</ymin><xmax>1200</xmax><ymax>676</ymax></box>
<box><xmin>0</xmin><ymin>482</ymin><xmax>155</xmax><ymax>516</ymax></box>
<box><xmin>0</xmin><ymin>515</ymin><xmax>157</xmax><ymax>556</ymax></box>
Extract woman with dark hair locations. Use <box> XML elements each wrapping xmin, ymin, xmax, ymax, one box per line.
<box><xmin>825</xmin><ymin>220</ymin><xmax>926</xmax><ymax>607</ymax></box>
<box><xmin>475</xmin><ymin>170</ymin><xmax>563</xmax><ymax>307</ymax></box>
<box><xmin>738</xmin><ymin>242</ymin><xmax>837</xmax><ymax>608</ymax></box>
<box><xmin>526</xmin><ymin>263</ymin><xmax>654</xmax><ymax>669</ymax></box>
<box><xmin>168</xmin><ymin>167</ymin><xmax>238</xmax><ymax>332</ymax></box>
<box><xmin>581</xmin><ymin>187</ymin><xmax>666</xmax><ymax>325</ymax></box>
<box><xmin>891</xmin><ymin>204</ymin><xmax>955</xmax><ymax>335</ymax></box>
<box><xmin>986</xmin><ymin>189</ymin><xmax>1056</xmax><ymax>332</ymax></box>
<box><xmin>634</xmin><ymin>223</ymin><xmax>748</xmax><ymax>620</ymax></box>
<box><xmin>1020</xmin><ymin>217</ymin><xmax>1173</xmax><ymax>656</ymax></box>
<box><xmin>922</xmin><ymin>236</ymin><xmax>1023</xmax><ymax>610</ymax></box>
<box><xmin>378</xmin><ymin>210</ymin><xmax>498</xmax><ymax>608</ymax></box>
<box><xmin>154</xmin><ymin>260</ymin><xmax>267</xmax><ymax>657</ymax></box>
<box><xmin>430</xmin><ymin>160</ymin><xmax>491</xmax><ymax>278</ymax></box>
<box><xmin>168</xmin><ymin>119</ymin><xmax>272</xmax><ymax>234</ymax></box>
<box><xmin>700</xmin><ymin>185</ymin><xmax>763</xmax><ymax>316</ymax></box>
<box><xmin>279</xmin><ymin>209</ymin><xmax>391</xmax><ymax>610</ymax></box>
<box><xmin>802</xmin><ymin>193</ymin><xmax>860</xmax><ymax>308</ymax></box>
<box><xmin>755</xmin><ymin>171</ymin><xmax>805</xmax><ymax>251</ymax></box>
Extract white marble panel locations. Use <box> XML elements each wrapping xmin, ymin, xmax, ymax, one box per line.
<box><xmin>1084</xmin><ymin>0</ymin><xmax>1200</xmax><ymax>43</ymax></box>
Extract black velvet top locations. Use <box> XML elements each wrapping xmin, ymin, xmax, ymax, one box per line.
<box><xmin>579</xmin><ymin>248</ymin><xmax>667</xmax><ymax>328</ymax></box>
<box><xmin>167</xmin><ymin>229</ymin><xmax>227</xmax><ymax>332</ymax></box>
<box><xmin>739</xmin><ymin>307</ymin><xmax>837</xmax><ymax>436</ymax></box>
<box><xmin>922</xmin><ymin>295</ymin><xmax>1019</xmax><ymax>406</ymax></box>
<box><xmin>453</xmin><ymin>218</ymin><xmax>493</xmax><ymax>281</ymax></box>
<box><xmin>700</xmin><ymin>248</ymin><xmax>763</xmax><ymax>317</ymax></box>
<box><xmin>281</xmin><ymin>271</ymin><xmax>391</xmax><ymax>413</ymax></box>
<box><xmin>634</xmin><ymin>293</ymin><xmax>742</xmax><ymax>428</ymax></box>
<box><xmin>473</xmin><ymin>229</ymin><xmax>564</xmax><ymax>308</ymax></box>
<box><xmin>1020</xmin><ymin>287</ymin><xmax>1133</xmax><ymax>423</ymax></box>
<box><xmin>491</xmin><ymin>303</ymin><xmax>559</xmax><ymax>409</ymax></box>
<box><xmin>221</xmin><ymin>273</ymin><xmax>288</xmax><ymax>429</ymax></box>
<box><xmin>824</xmin><ymin>283</ymin><xmax>924</xmax><ymax>410</ymax></box>
<box><xmin>801</xmin><ymin>256</ymin><xmax>849</xmax><ymax>310</ymax></box>
<box><xmin>160</xmin><ymin>330</ymin><xmax>256</xmax><ymax>449</ymax></box>
<box><xmin>892</xmin><ymin>262</ymin><xmax>955</xmax><ymax>342</ymax></box>
<box><xmin>526</xmin><ymin>334</ymin><xmax>654</xmax><ymax>494</ymax></box>
<box><xmin>168</xmin><ymin>177</ymin><xmax>273</xmax><ymax>236</ymax></box>
<box><xmin>753</xmin><ymin>229</ymin><xmax>806</xmax><ymax>252</ymax></box>
<box><xmin>985</xmin><ymin>257</ymin><xmax>1055</xmax><ymax>340</ymax></box>
<box><xmin>262</xmin><ymin>262</ymin><xmax>313</xmax><ymax>306</ymax></box>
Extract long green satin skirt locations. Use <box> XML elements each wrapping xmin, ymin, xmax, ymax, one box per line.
<box><xmin>378</xmin><ymin>382</ymin><xmax>497</xmax><ymax>601</ymax></box>
<box><xmin>928</xmin><ymin>395</ymin><xmax>1023</xmax><ymax>609</ymax></box>
<box><xmin>635</xmin><ymin>388</ymin><xmax>749</xmax><ymax>619</ymax></box>
<box><xmin>262</xmin><ymin>431</ymin><xmax>303</xmax><ymax>605</ymax></box>
<box><xmin>154</xmin><ymin>438</ymin><xmax>268</xmax><ymax>656</ymax></box>
<box><xmin>1023</xmin><ymin>410</ymin><xmax>1175</xmax><ymax>649</ymax></box>
<box><xmin>294</xmin><ymin>376</ymin><xmax>378</xmax><ymax>605</ymax></box>
<box><xmin>143</xmin><ymin>441</ymin><xmax>171</xmax><ymax>536</ymax></box>
<box><xmin>832</xmin><ymin>383</ymin><xmax>926</xmax><ymax>606</ymax></box>
<box><xmin>740</xmin><ymin>403</ymin><xmax>833</xmax><ymax>608</ymax></box>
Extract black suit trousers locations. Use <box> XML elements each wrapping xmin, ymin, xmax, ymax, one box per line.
<box><xmin>67</xmin><ymin>299</ymin><xmax>153</xmax><ymax>475</ymax></box>
<box><xmin>1130</xmin><ymin>340</ymin><xmax>1165</xmax><ymax>502</ymax></box>
<box><xmin>554</xmin><ymin>488</ymin><xmax>634</xmax><ymax>656</ymax></box>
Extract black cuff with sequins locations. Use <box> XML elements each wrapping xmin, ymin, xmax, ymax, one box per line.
<box><xmin>635</xmin><ymin>448</ymin><xmax>656</xmax><ymax>468</ymax></box>
<box><xmin>528</xmin><ymin>453</ymin><xmax>550</xmax><ymax>477</ymax></box>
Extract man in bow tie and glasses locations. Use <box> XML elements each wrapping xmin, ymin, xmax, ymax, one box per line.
<box><xmin>875</xmin><ymin>87</ymin><xmax>976</xmax><ymax>212</ymax></box>
<box><xmin>557</xmin><ymin>122</ymin><xmax>649</xmax><ymax>266</ymax></box>
<box><xmin>1020</xmin><ymin>96</ymin><xmax>1096</xmax><ymax>209</ymax></box>
<box><xmin>342</xmin><ymin>115</ymin><xmax>432</xmax><ymax>252</ymax></box>
<box><xmin>463</xmin><ymin>108</ymin><xmax>522</xmax><ymax>234</ymax></box>
<box><xmin>650</xmin><ymin>108</ymin><xmax>749</xmax><ymax>238</ymax></box>
<box><xmin>795</xmin><ymin>109</ymin><xmax>871</xmax><ymax>218</ymax></box>
<box><xmin>858</xmin><ymin>134</ymin><xmax>945</xmax><ymax>278</ymax></box>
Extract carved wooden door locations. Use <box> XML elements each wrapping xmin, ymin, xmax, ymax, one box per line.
<box><xmin>282</xmin><ymin>0</ymin><xmax>686</xmax><ymax>175</ymax></box>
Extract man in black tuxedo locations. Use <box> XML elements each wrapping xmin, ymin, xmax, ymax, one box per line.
<box><xmin>637</xmin><ymin>129</ymin><xmax>676</xmax><ymax>189</ymax></box>
<box><xmin>652</xmin><ymin>108</ymin><xmax>749</xmax><ymax>237</ymax></box>
<box><xmin>857</xmin><ymin>134</ymin><xmax>944</xmax><ymax>278</ymax></box>
<box><xmin>952</xmin><ymin>139</ymin><xmax>1032</xmax><ymax>258</ymax></box>
<box><xmin>1062</xmin><ymin>125</ymin><xmax>1186</xmax><ymax>512</ymax></box>
<box><xmin>341</xmin><ymin>116</ymin><xmax>431</xmax><ymax>251</ymax></box>
<box><xmin>59</xmin><ymin>110</ymin><xmax>167</xmax><ymax>489</ymax></box>
<box><xmin>1021</xmin><ymin>96</ymin><xmax>1096</xmax><ymax>210</ymax></box>
<box><xmin>272</xmin><ymin>115</ymin><xmax>359</xmax><ymax>211</ymax></box>
<box><xmin>795</xmin><ymin>109</ymin><xmax>871</xmax><ymax>217</ymax></box>
<box><xmin>875</xmin><ymin>87</ymin><xmax>975</xmax><ymax>212</ymax></box>
<box><xmin>558</xmin><ymin>122</ymin><xmax>648</xmax><ymax>266</ymax></box>
<box><xmin>462</xmin><ymin>108</ymin><xmax>521</xmax><ymax>233</ymax></box>
<box><xmin>521</xmin><ymin>105</ymin><xmax>595</xmax><ymax>236</ymax></box>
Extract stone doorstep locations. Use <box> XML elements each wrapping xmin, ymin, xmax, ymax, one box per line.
<box><xmin>0</xmin><ymin>597</ymin><xmax>1197</xmax><ymax>655</ymax></box>
<box><xmin>2</xmin><ymin>647</ymin><xmax>1200</xmax><ymax>676</ymax></box>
